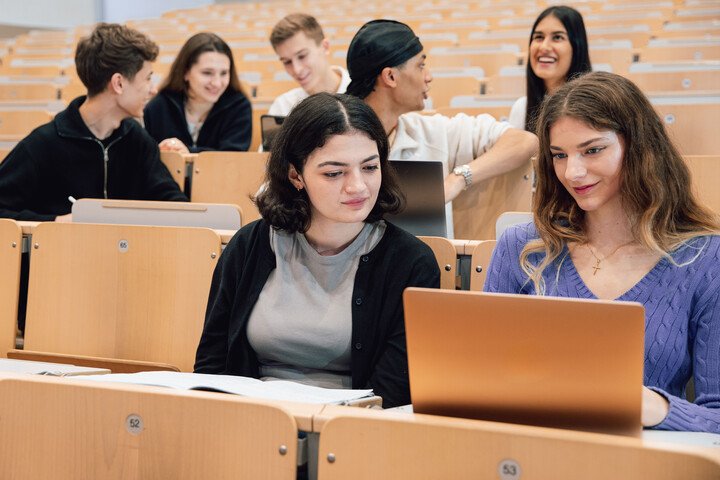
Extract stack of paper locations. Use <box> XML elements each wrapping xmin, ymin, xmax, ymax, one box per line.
<box><xmin>79</xmin><ymin>371</ymin><xmax>374</xmax><ymax>405</ymax></box>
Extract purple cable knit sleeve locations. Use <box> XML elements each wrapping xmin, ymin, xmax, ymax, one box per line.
<box><xmin>648</xmin><ymin>237</ymin><xmax>720</xmax><ymax>432</ymax></box>
<box><xmin>483</xmin><ymin>223</ymin><xmax>534</xmax><ymax>294</ymax></box>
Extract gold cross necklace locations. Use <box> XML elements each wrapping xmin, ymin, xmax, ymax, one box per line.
<box><xmin>585</xmin><ymin>241</ymin><xmax>634</xmax><ymax>275</ymax></box>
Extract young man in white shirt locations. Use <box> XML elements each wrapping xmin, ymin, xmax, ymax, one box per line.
<box><xmin>267</xmin><ymin>14</ymin><xmax>351</xmax><ymax>116</ymax></box>
<box><xmin>346</xmin><ymin>20</ymin><xmax>538</xmax><ymax>237</ymax></box>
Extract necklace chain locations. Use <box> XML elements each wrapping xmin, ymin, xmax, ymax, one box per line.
<box><xmin>585</xmin><ymin>241</ymin><xmax>634</xmax><ymax>276</ymax></box>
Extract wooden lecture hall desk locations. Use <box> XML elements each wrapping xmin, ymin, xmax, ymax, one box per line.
<box><xmin>16</xmin><ymin>221</ymin><xmax>474</xmax><ymax>259</ymax></box>
<box><xmin>0</xmin><ymin>357</ymin><xmax>110</xmax><ymax>376</ymax></box>
<box><xmin>0</xmin><ymin>372</ymin><xmax>320</xmax><ymax>479</ymax></box>
<box><xmin>18</xmin><ymin>220</ymin><xmax>473</xmax><ymax>250</ymax></box>
<box><xmin>18</xmin><ymin>221</ymin><xmax>478</xmax><ymax>289</ymax></box>
<box><xmin>1</xmin><ymin>370</ymin><xmax>717</xmax><ymax>480</ymax></box>
<box><xmin>312</xmin><ymin>404</ymin><xmax>720</xmax><ymax>479</ymax></box>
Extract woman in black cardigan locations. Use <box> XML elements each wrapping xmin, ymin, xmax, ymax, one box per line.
<box><xmin>144</xmin><ymin>32</ymin><xmax>252</xmax><ymax>153</ymax></box>
<box><xmin>194</xmin><ymin>93</ymin><xmax>440</xmax><ymax>408</ymax></box>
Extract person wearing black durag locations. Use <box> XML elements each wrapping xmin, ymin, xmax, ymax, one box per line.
<box><xmin>346</xmin><ymin>20</ymin><xmax>538</xmax><ymax>238</ymax></box>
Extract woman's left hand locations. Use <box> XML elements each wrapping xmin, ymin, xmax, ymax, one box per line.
<box><xmin>158</xmin><ymin>137</ymin><xmax>190</xmax><ymax>154</ymax></box>
<box><xmin>642</xmin><ymin>386</ymin><xmax>670</xmax><ymax>427</ymax></box>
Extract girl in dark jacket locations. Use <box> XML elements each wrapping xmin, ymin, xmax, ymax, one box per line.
<box><xmin>144</xmin><ymin>32</ymin><xmax>252</xmax><ymax>153</ymax></box>
<box><xmin>194</xmin><ymin>93</ymin><xmax>440</xmax><ymax>408</ymax></box>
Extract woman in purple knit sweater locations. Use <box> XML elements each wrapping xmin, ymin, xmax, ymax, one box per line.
<box><xmin>484</xmin><ymin>71</ymin><xmax>720</xmax><ymax>433</ymax></box>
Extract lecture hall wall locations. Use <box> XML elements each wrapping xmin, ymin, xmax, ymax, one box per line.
<box><xmin>0</xmin><ymin>0</ymin><xmax>213</xmax><ymax>32</ymax></box>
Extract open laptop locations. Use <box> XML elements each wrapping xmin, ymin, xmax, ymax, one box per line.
<box><xmin>260</xmin><ymin>114</ymin><xmax>285</xmax><ymax>151</ymax></box>
<box><xmin>403</xmin><ymin>288</ymin><xmax>645</xmax><ymax>436</ymax></box>
<box><xmin>71</xmin><ymin>199</ymin><xmax>242</xmax><ymax>230</ymax></box>
<box><xmin>386</xmin><ymin>160</ymin><xmax>447</xmax><ymax>237</ymax></box>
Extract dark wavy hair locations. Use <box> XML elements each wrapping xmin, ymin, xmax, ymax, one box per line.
<box><xmin>256</xmin><ymin>93</ymin><xmax>404</xmax><ymax>233</ymax></box>
<box><xmin>521</xmin><ymin>71</ymin><xmax>719</xmax><ymax>293</ymax></box>
<box><xmin>159</xmin><ymin>32</ymin><xmax>244</xmax><ymax>96</ymax></box>
<box><xmin>525</xmin><ymin>6</ymin><xmax>591</xmax><ymax>132</ymax></box>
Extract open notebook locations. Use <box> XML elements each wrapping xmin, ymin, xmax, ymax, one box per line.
<box><xmin>79</xmin><ymin>371</ymin><xmax>375</xmax><ymax>405</ymax></box>
<box><xmin>403</xmin><ymin>288</ymin><xmax>646</xmax><ymax>436</ymax></box>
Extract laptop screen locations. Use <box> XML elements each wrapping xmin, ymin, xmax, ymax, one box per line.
<box><xmin>386</xmin><ymin>160</ymin><xmax>447</xmax><ymax>238</ymax></box>
<box><xmin>260</xmin><ymin>114</ymin><xmax>285</xmax><ymax>152</ymax></box>
<box><xmin>403</xmin><ymin>288</ymin><xmax>645</xmax><ymax>436</ymax></box>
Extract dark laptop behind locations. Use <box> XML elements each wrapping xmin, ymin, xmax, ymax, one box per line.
<box><xmin>386</xmin><ymin>160</ymin><xmax>447</xmax><ymax>237</ymax></box>
<box><xmin>260</xmin><ymin>114</ymin><xmax>285</xmax><ymax>151</ymax></box>
<box><xmin>261</xmin><ymin>127</ymin><xmax>447</xmax><ymax>236</ymax></box>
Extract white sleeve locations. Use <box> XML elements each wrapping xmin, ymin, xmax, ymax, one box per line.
<box><xmin>267</xmin><ymin>97</ymin><xmax>283</xmax><ymax>116</ymax></box>
<box><xmin>508</xmin><ymin>96</ymin><xmax>527</xmax><ymax>131</ymax></box>
<box><xmin>446</xmin><ymin>113</ymin><xmax>512</xmax><ymax>169</ymax></box>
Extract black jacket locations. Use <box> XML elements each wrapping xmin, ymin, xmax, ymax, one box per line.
<box><xmin>0</xmin><ymin>96</ymin><xmax>187</xmax><ymax>221</ymax></box>
<box><xmin>143</xmin><ymin>89</ymin><xmax>252</xmax><ymax>153</ymax></box>
<box><xmin>194</xmin><ymin>219</ymin><xmax>441</xmax><ymax>408</ymax></box>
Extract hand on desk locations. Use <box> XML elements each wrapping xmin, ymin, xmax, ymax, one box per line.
<box><xmin>55</xmin><ymin>213</ymin><xmax>72</xmax><ymax>223</ymax></box>
<box><xmin>642</xmin><ymin>386</ymin><xmax>670</xmax><ymax>427</ymax></box>
<box><xmin>158</xmin><ymin>137</ymin><xmax>190</xmax><ymax>154</ymax></box>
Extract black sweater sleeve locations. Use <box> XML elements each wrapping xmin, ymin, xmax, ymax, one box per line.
<box><xmin>0</xmin><ymin>140</ymin><xmax>59</xmax><ymax>221</ymax></box>
<box><xmin>193</xmin><ymin>232</ymin><xmax>238</xmax><ymax>373</ymax></box>
<box><xmin>350</xmin><ymin>226</ymin><xmax>441</xmax><ymax>408</ymax></box>
<box><xmin>369</xmin><ymin>241</ymin><xmax>441</xmax><ymax>408</ymax></box>
<box><xmin>141</xmin><ymin>142</ymin><xmax>188</xmax><ymax>202</ymax></box>
<box><xmin>194</xmin><ymin>221</ymin><xmax>271</xmax><ymax>374</ymax></box>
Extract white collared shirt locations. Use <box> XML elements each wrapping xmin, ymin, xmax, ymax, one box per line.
<box><xmin>390</xmin><ymin>111</ymin><xmax>511</xmax><ymax>238</ymax></box>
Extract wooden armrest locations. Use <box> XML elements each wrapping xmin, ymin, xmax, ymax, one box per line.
<box><xmin>7</xmin><ymin>350</ymin><xmax>180</xmax><ymax>373</ymax></box>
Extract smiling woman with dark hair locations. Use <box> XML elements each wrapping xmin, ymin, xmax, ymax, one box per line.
<box><xmin>194</xmin><ymin>93</ymin><xmax>440</xmax><ymax>408</ymax></box>
<box><xmin>143</xmin><ymin>32</ymin><xmax>252</xmax><ymax>153</ymax></box>
<box><xmin>509</xmin><ymin>6</ymin><xmax>592</xmax><ymax>133</ymax></box>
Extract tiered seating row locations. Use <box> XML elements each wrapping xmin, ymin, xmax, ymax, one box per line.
<box><xmin>0</xmin><ymin>0</ymin><xmax>717</xmax><ymax>157</ymax></box>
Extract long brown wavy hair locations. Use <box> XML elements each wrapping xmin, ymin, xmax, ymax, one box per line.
<box><xmin>522</xmin><ymin>71</ymin><xmax>719</xmax><ymax>293</ymax></box>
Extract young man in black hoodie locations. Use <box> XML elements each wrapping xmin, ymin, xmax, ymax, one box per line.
<box><xmin>0</xmin><ymin>23</ymin><xmax>186</xmax><ymax>222</ymax></box>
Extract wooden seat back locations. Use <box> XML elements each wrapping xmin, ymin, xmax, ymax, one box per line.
<box><xmin>418</xmin><ymin>236</ymin><xmax>458</xmax><ymax>290</ymax></box>
<box><xmin>0</xmin><ymin>219</ymin><xmax>22</xmax><ymax>357</ymax></box>
<box><xmin>191</xmin><ymin>151</ymin><xmax>268</xmax><ymax>225</ymax></box>
<box><xmin>24</xmin><ymin>222</ymin><xmax>222</xmax><ymax>372</ymax></box>
<box><xmin>0</xmin><ymin>374</ymin><xmax>298</xmax><ymax>478</ymax></box>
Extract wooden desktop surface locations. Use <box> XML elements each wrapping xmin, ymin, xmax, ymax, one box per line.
<box><xmin>1</xmin><ymin>373</ymin><xmax>717</xmax><ymax>479</ymax></box>
<box><xmin>18</xmin><ymin>221</ymin><xmax>473</xmax><ymax>254</ymax></box>
<box><xmin>0</xmin><ymin>371</ymin><xmax>321</xmax><ymax>432</ymax></box>
<box><xmin>0</xmin><ymin>358</ymin><xmax>110</xmax><ymax>375</ymax></box>
<box><xmin>313</xmin><ymin>404</ymin><xmax>720</xmax><ymax>479</ymax></box>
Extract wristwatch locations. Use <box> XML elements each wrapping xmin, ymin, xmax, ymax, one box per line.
<box><xmin>453</xmin><ymin>165</ymin><xmax>472</xmax><ymax>190</ymax></box>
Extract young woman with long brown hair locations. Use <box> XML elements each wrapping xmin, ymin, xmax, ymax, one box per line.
<box><xmin>486</xmin><ymin>71</ymin><xmax>720</xmax><ymax>432</ymax></box>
